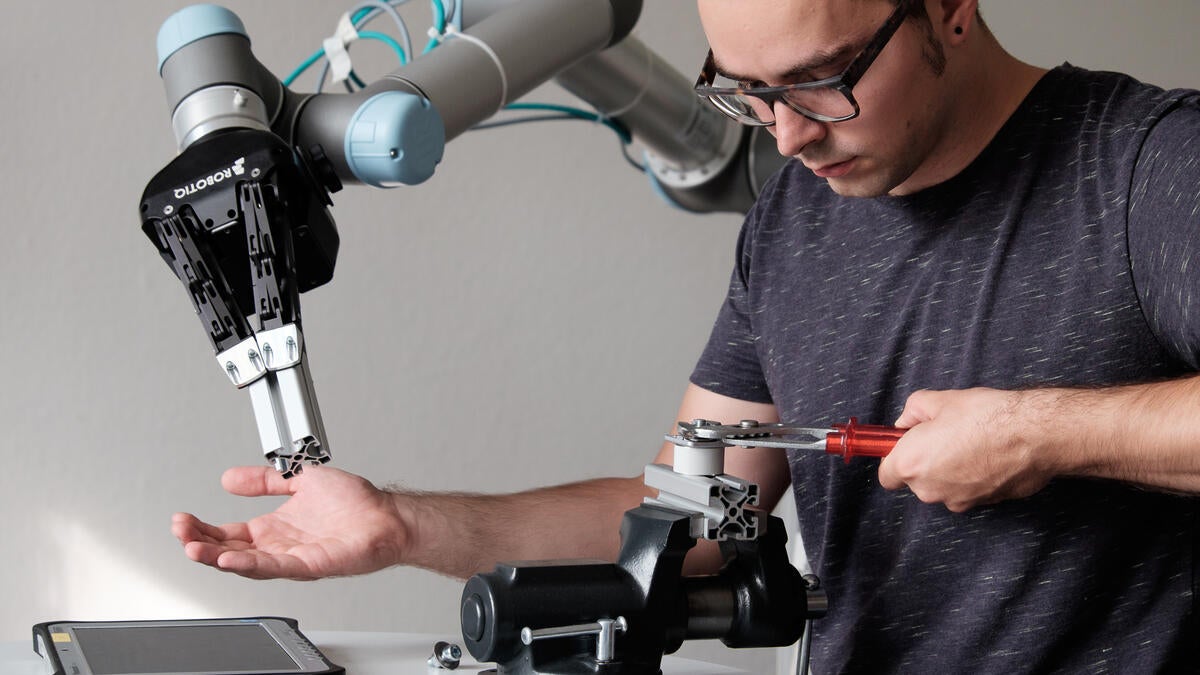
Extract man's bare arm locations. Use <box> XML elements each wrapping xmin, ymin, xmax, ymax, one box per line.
<box><xmin>879</xmin><ymin>374</ymin><xmax>1200</xmax><ymax>511</ymax></box>
<box><xmin>395</xmin><ymin>476</ymin><xmax>653</xmax><ymax>579</ymax></box>
<box><xmin>172</xmin><ymin>383</ymin><xmax>786</xmax><ymax>580</ymax></box>
<box><xmin>172</xmin><ymin>467</ymin><xmax>652</xmax><ymax>580</ymax></box>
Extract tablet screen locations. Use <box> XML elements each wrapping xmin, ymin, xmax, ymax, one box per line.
<box><xmin>72</xmin><ymin>623</ymin><xmax>302</xmax><ymax>674</ymax></box>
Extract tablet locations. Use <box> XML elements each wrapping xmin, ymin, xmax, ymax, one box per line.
<box><xmin>32</xmin><ymin>617</ymin><xmax>344</xmax><ymax>675</ymax></box>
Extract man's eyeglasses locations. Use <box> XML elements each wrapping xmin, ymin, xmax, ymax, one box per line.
<box><xmin>694</xmin><ymin>0</ymin><xmax>913</xmax><ymax>125</ymax></box>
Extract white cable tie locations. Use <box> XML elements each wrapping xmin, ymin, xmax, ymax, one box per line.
<box><xmin>322</xmin><ymin>12</ymin><xmax>360</xmax><ymax>84</ymax></box>
<box><xmin>444</xmin><ymin>24</ymin><xmax>508</xmax><ymax>114</ymax></box>
<box><xmin>426</xmin><ymin>25</ymin><xmax>447</xmax><ymax>45</ymax></box>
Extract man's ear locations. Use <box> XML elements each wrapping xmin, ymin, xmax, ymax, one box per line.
<box><xmin>935</xmin><ymin>0</ymin><xmax>979</xmax><ymax>44</ymax></box>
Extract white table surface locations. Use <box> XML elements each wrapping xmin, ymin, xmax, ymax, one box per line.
<box><xmin>3</xmin><ymin>630</ymin><xmax>749</xmax><ymax>674</ymax></box>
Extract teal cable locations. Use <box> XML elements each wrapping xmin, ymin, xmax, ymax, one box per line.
<box><xmin>359</xmin><ymin>30</ymin><xmax>408</xmax><ymax>64</ymax></box>
<box><xmin>424</xmin><ymin>0</ymin><xmax>446</xmax><ymax>53</ymax></box>
<box><xmin>504</xmin><ymin>102</ymin><xmax>632</xmax><ymax>144</ymax></box>
<box><xmin>283</xmin><ymin>33</ymin><xmax>406</xmax><ymax>90</ymax></box>
<box><xmin>286</xmin><ymin>3</ymin><xmax>418</xmax><ymax>88</ymax></box>
<box><xmin>283</xmin><ymin>48</ymin><xmax>325</xmax><ymax>87</ymax></box>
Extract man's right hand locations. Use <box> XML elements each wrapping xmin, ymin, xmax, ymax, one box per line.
<box><xmin>171</xmin><ymin>465</ymin><xmax>410</xmax><ymax>580</ymax></box>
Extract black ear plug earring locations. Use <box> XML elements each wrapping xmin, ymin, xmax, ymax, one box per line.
<box><xmin>954</xmin><ymin>26</ymin><xmax>964</xmax><ymax>35</ymax></box>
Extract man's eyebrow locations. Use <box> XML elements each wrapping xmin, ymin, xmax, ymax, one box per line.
<box><xmin>712</xmin><ymin>42</ymin><xmax>859</xmax><ymax>84</ymax></box>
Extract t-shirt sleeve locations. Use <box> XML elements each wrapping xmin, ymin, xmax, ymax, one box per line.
<box><xmin>689</xmin><ymin>204</ymin><xmax>774</xmax><ymax>403</ymax></box>
<box><xmin>1128</xmin><ymin>94</ymin><xmax>1200</xmax><ymax>369</ymax></box>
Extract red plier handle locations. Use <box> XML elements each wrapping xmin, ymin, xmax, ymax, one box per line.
<box><xmin>826</xmin><ymin>417</ymin><xmax>906</xmax><ymax>462</ymax></box>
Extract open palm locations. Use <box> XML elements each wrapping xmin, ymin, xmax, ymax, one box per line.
<box><xmin>172</xmin><ymin>465</ymin><xmax>409</xmax><ymax>580</ymax></box>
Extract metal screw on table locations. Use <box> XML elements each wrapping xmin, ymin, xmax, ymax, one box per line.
<box><xmin>427</xmin><ymin>640</ymin><xmax>462</xmax><ymax>669</ymax></box>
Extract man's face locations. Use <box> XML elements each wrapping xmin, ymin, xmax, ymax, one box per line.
<box><xmin>697</xmin><ymin>0</ymin><xmax>950</xmax><ymax>197</ymax></box>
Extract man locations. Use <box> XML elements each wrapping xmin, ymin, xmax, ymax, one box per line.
<box><xmin>174</xmin><ymin>0</ymin><xmax>1200</xmax><ymax>671</ymax></box>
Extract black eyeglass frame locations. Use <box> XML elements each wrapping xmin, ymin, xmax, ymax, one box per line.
<box><xmin>694</xmin><ymin>0</ymin><xmax>914</xmax><ymax>125</ymax></box>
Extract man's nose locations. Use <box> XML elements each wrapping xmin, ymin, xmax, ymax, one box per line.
<box><xmin>771</xmin><ymin>102</ymin><xmax>827</xmax><ymax>157</ymax></box>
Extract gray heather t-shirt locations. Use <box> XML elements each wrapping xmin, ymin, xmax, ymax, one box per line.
<box><xmin>691</xmin><ymin>65</ymin><xmax>1200</xmax><ymax>673</ymax></box>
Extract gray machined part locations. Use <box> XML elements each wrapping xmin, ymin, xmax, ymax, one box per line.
<box><xmin>172</xmin><ymin>85</ymin><xmax>270</xmax><ymax>150</ymax></box>
<box><xmin>643</xmin><ymin>463</ymin><xmax>759</xmax><ymax>541</ymax></box>
<box><xmin>294</xmin><ymin>0</ymin><xmax>620</xmax><ymax>182</ymax></box>
<box><xmin>248</xmin><ymin>376</ymin><xmax>286</xmax><ymax>462</ymax></box>
<box><xmin>275</xmin><ymin>363</ymin><xmax>328</xmax><ymax>454</ymax></box>
<box><xmin>159</xmin><ymin>33</ymin><xmax>286</xmax><ymax>147</ymax></box>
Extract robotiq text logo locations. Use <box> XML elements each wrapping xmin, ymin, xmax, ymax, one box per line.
<box><xmin>173</xmin><ymin>158</ymin><xmax>247</xmax><ymax>200</ymax></box>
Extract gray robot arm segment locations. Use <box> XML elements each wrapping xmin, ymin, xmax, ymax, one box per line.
<box><xmin>290</xmin><ymin>0</ymin><xmax>642</xmax><ymax>187</ymax></box>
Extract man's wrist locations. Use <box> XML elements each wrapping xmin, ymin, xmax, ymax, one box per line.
<box><xmin>1022</xmin><ymin>388</ymin><xmax>1077</xmax><ymax>474</ymax></box>
<box><xmin>385</xmin><ymin>488</ymin><xmax>487</xmax><ymax>579</ymax></box>
<box><xmin>1019</xmin><ymin>380</ymin><xmax>1187</xmax><ymax>487</ymax></box>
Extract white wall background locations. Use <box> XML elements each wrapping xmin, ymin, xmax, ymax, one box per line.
<box><xmin>1</xmin><ymin>1</ymin><xmax>1196</xmax><ymax>671</ymax></box>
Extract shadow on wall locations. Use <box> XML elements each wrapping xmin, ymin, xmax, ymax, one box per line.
<box><xmin>42</xmin><ymin>514</ymin><xmax>214</xmax><ymax>621</ymax></box>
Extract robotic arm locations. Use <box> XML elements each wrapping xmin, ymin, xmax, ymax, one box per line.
<box><xmin>155</xmin><ymin>0</ymin><xmax>780</xmax><ymax>203</ymax></box>
<box><xmin>141</xmin><ymin>0</ymin><xmax>783</xmax><ymax>476</ymax></box>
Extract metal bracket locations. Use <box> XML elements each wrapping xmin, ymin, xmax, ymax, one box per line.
<box><xmin>643</xmin><ymin>463</ymin><xmax>758</xmax><ymax>541</ymax></box>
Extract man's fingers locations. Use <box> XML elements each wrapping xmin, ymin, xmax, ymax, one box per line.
<box><xmin>182</xmin><ymin>535</ymin><xmax>314</xmax><ymax>578</ymax></box>
<box><xmin>171</xmin><ymin>513</ymin><xmax>199</xmax><ymax>541</ymax></box>
<box><xmin>877</xmin><ymin>456</ymin><xmax>903</xmax><ymax>491</ymax></box>
<box><xmin>171</xmin><ymin>513</ymin><xmax>220</xmax><ymax>544</ymax></box>
<box><xmin>215</xmin><ymin>550</ymin><xmax>318</xmax><ymax>581</ymax></box>
<box><xmin>183</xmin><ymin>540</ymin><xmax>227</xmax><ymax>567</ymax></box>
<box><xmin>221</xmin><ymin>465</ymin><xmax>298</xmax><ymax>497</ymax></box>
<box><xmin>172</xmin><ymin>512</ymin><xmax>252</xmax><ymax>544</ymax></box>
<box><xmin>894</xmin><ymin>389</ymin><xmax>941</xmax><ymax>428</ymax></box>
<box><xmin>877</xmin><ymin>426</ymin><xmax>929</xmax><ymax>492</ymax></box>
